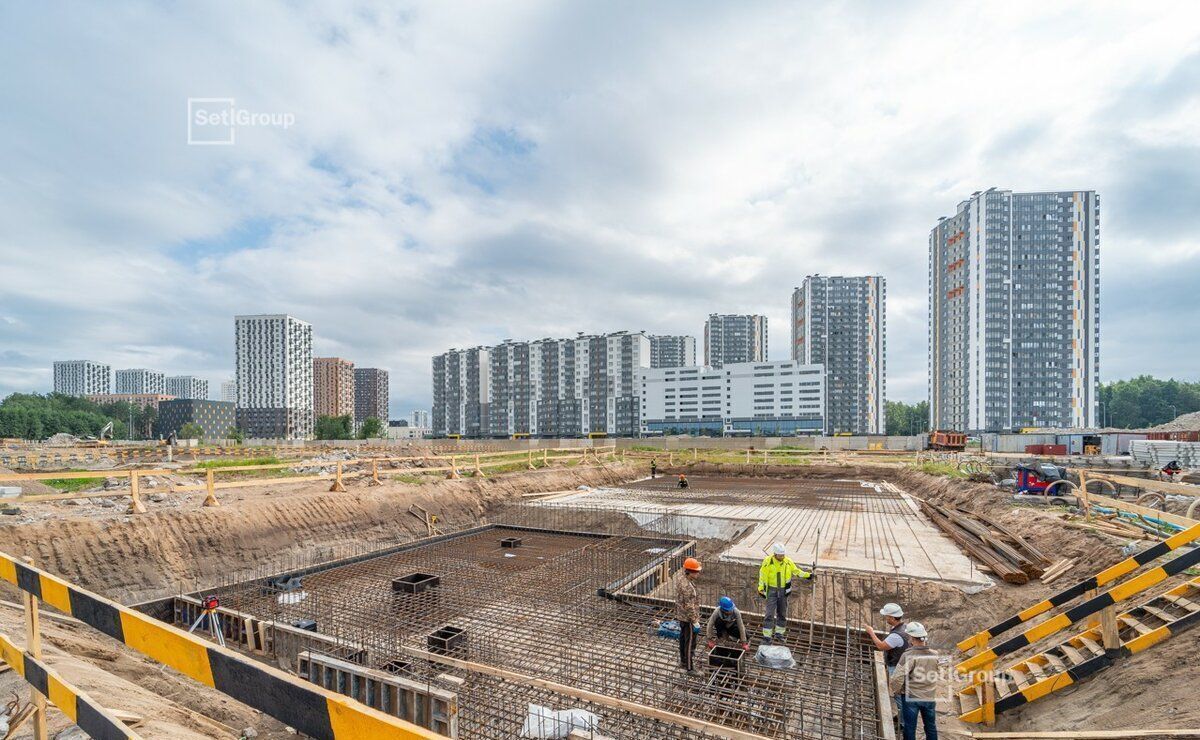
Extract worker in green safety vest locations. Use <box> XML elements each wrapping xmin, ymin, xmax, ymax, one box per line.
<box><xmin>757</xmin><ymin>542</ymin><xmax>812</xmax><ymax>644</ymax></box>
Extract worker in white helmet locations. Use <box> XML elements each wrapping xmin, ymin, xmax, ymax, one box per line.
<box><xmin>866</xmin><ymin>603</ymin><xmax>911</xmax><ymax>673</ymax></box>
<box><xmin>866</xmin><ymin>602</ymin><xmax>911</xmax><ymax>734</ymax></box>
<box><xmin>888</xmin><ymin>621</ymin><xmax>939</xmax><ymax>740</ymax></box>
<box><xmin>756</xmin><ymin>542</ymin><xmax>812</xmax><ymax>644</ymax></box>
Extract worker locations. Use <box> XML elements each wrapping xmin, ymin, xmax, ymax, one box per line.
<box><xmin>888</xmin><ymin>621</ymin><xmax>938</xmax><ymax>740</ymax></box>
<box><xmin>675</xmin><ymin>557</ymin><xmax>703</xmax><ymax>676</ymax></box>
<box><xmin>1161</xmin><ymin>460</ymin><xmax>1184</xmax><ymax>482</ymax></box>
<box><xmin>678</xmin><ymin>473</ymin><xmax>689</xmax><ymax>489</ymax></box>
<box><xmin>706</xmin><ymin>596</ymin><xmax>750</xmax><ymax>651</ymax></box>
<box><xmin>650</xmin><ymin>458</ymin><xmax>658</xmax><ymax>479</ymax></box>
<box><xmin>865</xmin><ymin>603</ymin><xmax>910</xmax><ymax>674</ymax></box>
<box><xmin>757</xmin><ymin>543</ymin><xmax>812</xmax><ymax>644</ymax></box>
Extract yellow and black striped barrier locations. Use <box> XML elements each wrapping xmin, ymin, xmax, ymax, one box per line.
<box><xmin>0</xmin><ymin>552</ymin><xmax>443</xmax><ymax>740</ymax></box>
<box><xmin>957</xmin><ymin>520</ymin><xmax>1200</xmax><ymax>653</ymax></box>
<box><xmin>956</xmin><ymin>541</ymin><xmax>1200</xmax><ymax>674</ymax></box>
<box><xmin>0</xmin><ymin>632</ymin><xmax>141</xmax><ymax>740</ymax></box>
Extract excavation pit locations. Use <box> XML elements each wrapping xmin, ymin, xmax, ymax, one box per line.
<box><xmin>393</xmin><ymin>572</ymin><xmax>441</xmax><ymax>593</ymax></box>
<box><xmin>167</xmin><ymin>522</ymin><xmax>892</xmax><ymax>739</ymax></box>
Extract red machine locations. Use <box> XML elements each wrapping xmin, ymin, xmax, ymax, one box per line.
<box><xmin>1012</xmin><ymin>462</ymin><xmax>1069</xmax><ymax>495</ymax></box>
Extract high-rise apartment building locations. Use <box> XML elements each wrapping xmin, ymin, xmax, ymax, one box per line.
<box><xmin>235</xmin><ymin>314</ymin><xmax>314</xmax><ymax>439</ymax></box>
<box><xmin>115</xmin><ymin>368</ymin><xmax>166</xmax><ymax>395</ymax></box>
<box><xmin>53</xmin><ymin>361</ymin><xmax>111</xmax><ymax>396</ymax></box>
<box><xmin>354</xmin><ymin>368</ymin><xmax>389</xmax><ymax>425</ymax></box>
<box><xmin>220</xmin><ymin>379</ymin><xmax>237</xmax><ymax>404</ymax></box>
<box><xmin>410</xmin><ymin>410</ymin><xmax>430</xmax><ymax>428</ymax></box>
<box><xmin>313</xmin><ymin>358</ymin><xmax>355</xmax><ymax>419</ymax></box>
<box><xmin>432</xmin><ymin>347</ymin><xmax>490</xmax><ymax>437</ymax></box>
<box><xmin>929</xmin><ymin>188</ymin><xmax>1100</xmax><ymax>432</ymax></box>
<box><xmin>792</xmin><ymin>276</ymin><xmax>886</xmax><ymax>434</ymax></box>
<box><xmin>648</xmin><ymin>335</ymin><xmax>697</xmax><ymax>368</ymax></box>
<box><xmin>432</xmin><ymin>331</ymin><xmax>651</xmax><ymax>438</ymax></box>
<box><xmin>704</xmin><ymin>314</ymin><xmax>767</xmax><ymax>368</ymax></box>
<box><xmin>165</xmin><ymin>375</ymin><xmax>209</xmax><ymax>400</ymax></box>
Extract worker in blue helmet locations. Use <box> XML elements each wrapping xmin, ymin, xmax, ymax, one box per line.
<box><xmin>705</xmin><ymin>596</ymin><xmax>749</xmax><ymax>651</ymax></box>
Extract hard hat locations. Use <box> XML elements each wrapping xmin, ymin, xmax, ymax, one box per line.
<box><xmin>771</xmin><ymin>543</ymin><xmax>786</xmax><ymax>556</ymax></box>
<box><xmin>719</xmin><ymin>596</ymin><xmax>734</xmax><ymax>612</ymax></box>
<box><xmin>879</xmin><ymin>603</ymin><xmax>904</xmax><ymax>618</ymax></box>
<box><xmin>683</xmin><ymin>557</ymin><xmax>703</xmax><ymax>572</ymax></box>
<box><xmin>905</xmin><ymin>621</ymin><xmax>928</xmax><ymax>639</ymax></box>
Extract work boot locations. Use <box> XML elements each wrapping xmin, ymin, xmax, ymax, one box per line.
<box><xmin>761</xmin><ymin>636</ymin><xmax>772</xmax><ymax>646</ymax></box>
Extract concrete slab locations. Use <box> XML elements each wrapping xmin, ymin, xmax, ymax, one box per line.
<box><xmin>540</xmin><ymin>478</ymin><xmax>991</xmax><ymax>588</ymax></box>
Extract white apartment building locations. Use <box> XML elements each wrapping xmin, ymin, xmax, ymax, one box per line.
<box><xmin>165</xmin><ymin>375</ymin><xmax>209</xmax><ymax>400</ymax></box>
<box><xmin>704</xmin><ymin>314</ymin><xmax>768</xmax><ymax>367</ymax></box>
<box><xmin>235</xmin><ymin>314</ymin><xmax>314</xmax><ymax>439</ymax></box>
<box><xmin>115</xmin><ymin>368</ymin><xmax>166</xmax><ymax>395</ymax></box>
<box><xmin>53</xmin><ymin>361</ymin><xmax>111</xmax><ymax>396</ymax></box>
<box><xmin>648</xmin><ymin>335</ymin><xmax>697</xmax><ymax>368</ymax></box>
<box><xmin>929</xmin><ymin>189</ymin><xmax>1100</xmax><ymax>432</ymax></box>
<box><xmin>220</xmin><ymin>379</ymin><xmax>237</xmax><ymax>404</ymax></box>
<box><xmin>432</xmin><ymin>331</ymin><xmax>651</xmax><ymax>438</ymax></box>
<box><xmin>639</xmin><ymin>360</ymin><xmax>825</xmax><ymax>436</ymax></box>
<box><xmin>410</xmin><ymin>410</ymin><xmax>430</xmax><ymax>428</ymax></box>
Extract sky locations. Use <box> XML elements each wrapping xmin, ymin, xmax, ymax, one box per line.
<box><xmin>1</xmin><ymin>1</ymin><xmax>1199</xmax><ymax>418</ymax></box>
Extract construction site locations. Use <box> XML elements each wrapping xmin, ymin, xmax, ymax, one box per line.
<box><xmin>0</xmin><ymin>441</ymin><xmax>1198</xmax><ymax>740</ymax></box>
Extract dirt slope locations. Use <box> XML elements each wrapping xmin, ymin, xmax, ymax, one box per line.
<box><xmin>0</xmin><ymin>462</ymin><xmax>637</xmax><ymax>603</ymax></box>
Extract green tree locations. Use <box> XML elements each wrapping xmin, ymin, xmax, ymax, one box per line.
<box><xmin>885</xmin><ymin>400</ymin><xmax>930</xmax><ymax>436</ymax></box>
<box><xmin>358</xmin><ymin>416</ymin><xmax>384</xmax><ymax>439</ymax></box>
<box><xmin>314</xmin><ymin>414</ymin><xmax>353</xmax><ymax>440</ymax></box>
<box><xmin>227</xmin><ymin>426</ymin><xmax>245</xmax><ymax>444</ymax></box>
<box><xmin>0</xmin><ymin>393</ymin><xmax>111</xmax><ymax>440</ymax></box>
<box><xmin>178</xmin><ymin>422</ymin><xmax>204</xmax><ymax>440</ymax></box>
<box><xmin>1099</xmin><ymin>376</ymin><xmax>1200</xmax><ymax>429</ymax></box>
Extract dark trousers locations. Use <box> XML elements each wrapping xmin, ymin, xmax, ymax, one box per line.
<box><xmin>678</xmin><ymin>621</ymin><xmax>696</xmax><ymax>670</ymax></box>
<box><xmin>899</xmin><ymin>697</ymin><xmax>937</xmax><ymax>740</ymax></box>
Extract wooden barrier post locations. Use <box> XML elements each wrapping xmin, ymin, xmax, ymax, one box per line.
<box><xmin>692</xmin><ymin>447</ymin><xmax>698</xmax><ymax>461</ymax></box>
<box><xmin>129</xmin><ymin>470</ymin><xmax>147</xmax><ymax>514</ymax></box>
<box><xmin>473</xmin><ymin>454</ymin><xmax>483</xmax><ymax>477</ymax></box>
<box><xmin>1101</xmin><ymin>604</ymin><xmax>1120</xmax><ymax>650</ymax></box>
<box><xmin>542</xmin><ymin>448</ymin><xmax>548</xmax><ymax>466</ymax></box>
<box><xmin>203</xmin><ymin>469</ymin><xmax>220</xmax><ymax>507</ymax></box>
<box><xmin>22</xmin><ymin>556</ymin><xmax>48</xmax><ymax>740</ymax></box>
<box><xmin>527</xmin><ymin>450</ymin><xmax>535</xmax><ymax>470</ymax></box>
<box><xmin>746</xmin><ymin>449</ymin><xmax>751</xmax><ymax>463</ymax></box>
<box><xmin>763</xmin><ymin>449</ymin><xmax>769</xmax><ymax>463</ymax></box>
<box><xmin>1079</xmin><ymin>470</ymin><xmax>1092</xmax><ymax>521</ymax></box>
<box><xmin>369</xmin><ymin>459</ymin><xmax>382</xmax><ymax>487</ymax></box>
<box><xmin>448</xmin><ymin>456</ymin><xmax>460</xmax><ymax>479</ymax></box>
<box><xmin>329</xmin><ymin>461</ymin><xmax>347</xmax><ymax>492</ymax></box>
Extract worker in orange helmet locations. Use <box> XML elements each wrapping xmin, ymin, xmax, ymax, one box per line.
<box><xmin>675</xmin><ymin>557</ymin><xmax>703</xmax><ymax>676</ymax></box>
<box><xmin>678</xmin><ymin>473</ymin><xmax>689</xmax><ymax>489</ymax></box>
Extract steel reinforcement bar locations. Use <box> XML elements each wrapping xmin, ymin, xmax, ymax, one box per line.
<box><xmin>0</xmin><ymin>551</ymin><xmax>442</xmax><ymax>740</ymax></box>
<box><xmin>0</xmin><ymin>632</ymin><xmax>142</xmax><ymax>740</ymax></box>
<box><xmin>957</xmin><ymin>520</ymin><xmax>1200</xmax><ymax>653</ymax></box>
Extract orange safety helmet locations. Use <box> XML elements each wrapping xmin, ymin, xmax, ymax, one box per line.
<box><xmin>683</xmin><ymin>557</ymin><xmax>703</xmax><ymax>572</ymax></box>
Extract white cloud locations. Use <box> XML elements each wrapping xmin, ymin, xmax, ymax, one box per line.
<box><xmin>1</xmin><ymin>0</ymin><xmax>1199</xmax><ymax>414</ymax></box>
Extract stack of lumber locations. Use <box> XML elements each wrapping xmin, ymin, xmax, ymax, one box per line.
<box><xmin>1060</xmin><ymin>512</ymin><xmax>1154</xmax><ymax>539</ymax></box>
<box><xmin>920</xmin><ymin>502</ymin><xmax>1054</xmax><ymax>584</ymax></box>
<box><xmin>1038</xmin><ymin>557</ymin><xmax>1076</xmax><ymax>584</ymax></box>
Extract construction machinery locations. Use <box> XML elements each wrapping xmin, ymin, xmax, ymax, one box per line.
<box><xmin>928</xmin><ymin>430</ymin><xmax>967</xmax><ymax>451</ymax></box>
<box><xmin>1006</xmin><ymin>462</ymin><xmax>1071</xmax><ymax>495</ymax></box>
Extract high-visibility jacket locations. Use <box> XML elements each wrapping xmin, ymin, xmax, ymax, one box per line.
<box><xmin>758</xmin><ymin>555</ymin><xmax>811</xmax><ymax>593</ymax></box>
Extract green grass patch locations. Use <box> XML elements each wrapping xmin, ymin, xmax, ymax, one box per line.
<box><xmin>193</xmin><ymin>456</ymin><xmax>283</xmax><ymax>469</ymax></box>
<box><xmin>910</xmin><ymin>461</ymin><xmax>968</xmax><ymax>479</ymax></box>
<box><xmin>392</xmin><ymin>473</ymin><xmax>439</xmax><ymax>485</ymax></box>
<box><xmin>43</xmin><ymin>469</ymin><xmax>106</xmax><ymax>492</ymax></box>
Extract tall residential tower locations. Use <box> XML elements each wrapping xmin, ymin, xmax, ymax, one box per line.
<box><xmin>313</xmin><ymin>357</ymin><xmax>355</xmax><ymax>419</ymax></box>
<box><xmin>115</xmin><ymin>368</ymin><xmax>166</xmax><ymax>395</ymax></box>
<box><xmin>792</xmin><ymin>276</ymin><xmax>886</xmax><ymax>434</ymax></box>
<box><xmin>703</xmin><ymin>314</ymin><xmax>767</xmax><ymax>368</ymax></box>
<box><xmin>52</xmin><ymin>361</ymin><xmax>111</xmax><ymax>396</ymax></box>
<box><xmin>235</xmin><ymin>314</ymin><xmax>314</xmax><ymax>439</ymax></box>
<box><xmin>648</xmin><ymin>335</ymin><xmax>697</xmax><ymax>368</ymax></box>
<box><xmin>354</xmin><ymin>368</ymin><xmax>389</xmax><ymax>426</ymax></box>
<box><xmin>929</xmin><ymin>189</ymin><xmax>1099</xmax><ymax>432</ymax></box>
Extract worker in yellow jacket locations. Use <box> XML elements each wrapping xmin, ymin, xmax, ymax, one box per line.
<box><xmin>757</xmin><ymin>543</ymin><xmax>812</xmax><ymax>643</ymax></box>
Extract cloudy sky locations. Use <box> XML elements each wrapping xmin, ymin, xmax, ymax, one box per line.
<box><xmin>2</xmin><ymin>2</ymin><xmax>1199</xmax><ymax>417</ymax></box>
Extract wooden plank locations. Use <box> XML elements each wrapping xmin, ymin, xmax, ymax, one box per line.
<box><xmin>1060</xmin><ymin>644</ymin><xmax>1085</xmax><ymax>664</ymax></box>
<box><xmin>1088</xmin><ymin>490</ymin><xmax>1197</xmax><ymax>530</ymax></box>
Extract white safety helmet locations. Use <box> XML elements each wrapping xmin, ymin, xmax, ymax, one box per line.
<box><xmin>905</xmin><ymin>621</ymin><xmax>928</xmax><ymax>639</ymax></box>
<box><xmin>879</xmin><ymin>603</ymin><xmax>904</xmax><ymax>618</ymax></box>
<box><xmin>771</xmin><ymin>543</ymin><xmax>787</xmax><ymax>556</ymax></box>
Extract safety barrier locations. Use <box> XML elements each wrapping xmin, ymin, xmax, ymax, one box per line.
<box><xmin>3</xmin><ymin>446</ymin><xmax>619</xmax><ymax>512</ymax></box>
<box><xmin>0</xmin><ymin>632</ymin><xmax>142</xmax><ymax>739</ymax></box>
<box><xmin>0</xmin><ymin>551</ymin><xmax>442</xmax><ymax>739</ymax></box>
<box><xmin>957</xmin><ymin>519</ymin><xmax>1200</xmax><ymax>653</ymax></box>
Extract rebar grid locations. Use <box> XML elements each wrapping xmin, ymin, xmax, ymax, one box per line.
<box><xmin>198</xmin><ymin>517</ymin><xmax>886</xmax><ymax>739</ymax></box>
<box><xmin>616</xmin><ymin>476</ymin><xmax>914</xmax><ymax>516</ymax></box>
